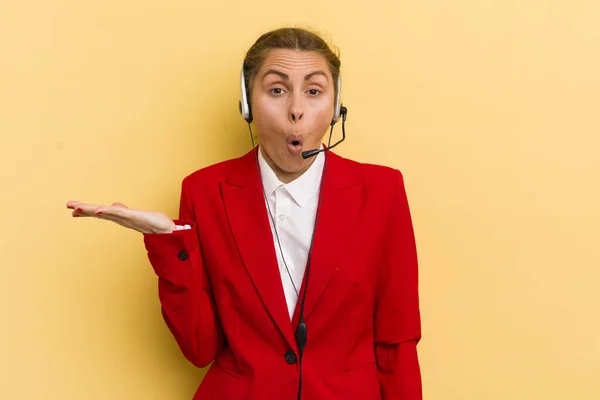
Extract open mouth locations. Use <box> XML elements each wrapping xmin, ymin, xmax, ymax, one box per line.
<box><xmin>287</xmin><ymin>137</ymin><xmax>304</xmax><ymax>155</ymax></box>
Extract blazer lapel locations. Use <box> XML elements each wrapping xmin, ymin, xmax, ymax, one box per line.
<box><xmin>293</xmin><ymin>151</ymin><xmax>361</xmax><ymax>324</ymax></box>
<box><xmin>221</xmin><ymin>148</ymin><xmax>297</xmax><ymax>351</ymax></box>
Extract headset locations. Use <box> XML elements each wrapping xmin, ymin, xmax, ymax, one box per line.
<box><xmin>239</xmin><ymin>62</ymin><xmax>347</xmax><ymax>400</ymax></box>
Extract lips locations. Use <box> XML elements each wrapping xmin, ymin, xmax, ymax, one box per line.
<box><xmin>287</xmin><ymin>136</ymin><xmax>304</xmax><ymax>156</ymax></box>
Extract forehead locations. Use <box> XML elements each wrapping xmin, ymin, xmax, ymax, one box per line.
<box><xmin>258</xmin><ymin>49</ymin><xmax>332</xmax><ymax>79</ymax></box>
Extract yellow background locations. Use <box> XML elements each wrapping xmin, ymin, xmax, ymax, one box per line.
<box><xmin>1</xmin><ymin>0</ymin><xmax>599</xmax><ymax>399</ymax></box>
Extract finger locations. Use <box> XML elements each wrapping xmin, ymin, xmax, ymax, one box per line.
<box><xmin>94</xmin><ymin>205</ymin><xmax>130</xmax><ymax>218</ymax></box>
<box><xmin>67</xmin><ymin>201</ymin><xmax>89</xmax><ymax>210</ymax></box>
<box><xmin>91</xmin><ymin>211</ymin><xmax>121</xmax><ymax>224</ymax></box>
<box><xmin>73</xmin><ymin>203</ymin><xmax>106</xmax><ymax>215</ymax></box>
<box><xmin>73</xmin><ymin>209</ymin><xmax>129</xmax><ymax>228</ymax></box>
<box><xmin>72</xmin><ymin>210</ymin><xmax>93</xmax><ymax>218</ymax></box>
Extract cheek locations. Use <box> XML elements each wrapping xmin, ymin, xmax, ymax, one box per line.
<box><xmin>254</xmin><ymin>119</ymin><xmax>279</xmax><ymax>143</ymax></box>
<box><xmin>252</xmin><ymin>92</ymin><xmax>283</xmax><ymax>115</ymax></box>
<box><xmin>255</xmin><ymin>99</ymin><xmax>279</xmax><ymax>116</ymax></box>
<box><xmin>311</xmin><ymin>103</ymin><xmax>334</xmax><ymax>129</ymax></box>
<box><xmin>312</xmin><ymin>96</ymin><xmax>335</xmax><ymax>120</ymax></box>
<box><xmin>319</xmin><ymin>105</ymin><xmax>334</xmax><ymax>121</ymax></box>
<box><xmin>252</xmin><ymin>105</ymin><xmax>282</xmax><ymax>147</ymax></box>
<box><xmin>252</xmin><ymin>99</ymin><xmax>286</xmax><ymax>128</ymax></box>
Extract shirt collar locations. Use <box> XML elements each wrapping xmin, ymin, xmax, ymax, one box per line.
<box><xmin>257</xmin><ymin>145</ymin><xmax>325</xmax><ymax>208</ymax></box>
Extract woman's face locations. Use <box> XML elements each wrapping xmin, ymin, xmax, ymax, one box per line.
<box><xmin>250</xmin><ymin>49</ymin><xmax>335</xmax><ymax>183</ymax></box>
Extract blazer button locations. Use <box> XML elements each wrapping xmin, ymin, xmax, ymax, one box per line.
<box><xmin>177</xmin><ymin>250</ymin><xmax>188</xmax><ymax>261</ymax></box>
<box><xmin>284</xmin><ymin>351</ymin><xmax>297</xmax><ymax>364</ymax></box>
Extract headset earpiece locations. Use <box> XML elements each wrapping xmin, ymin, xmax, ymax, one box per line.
<box><xmin>332</xmin><ymin>74</ymin><xmax>343</xmax><ymax>125</ymax></box>
<box><xmin>240</xmin><ymin>67</ymin><xmax>252</xmax><ymax>123</ymax></box>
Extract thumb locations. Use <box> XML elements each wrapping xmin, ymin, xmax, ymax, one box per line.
<box><xmin>111</xmin><ymin>202</ymin><xmax>128</xmax><ymax>209</ymax></box>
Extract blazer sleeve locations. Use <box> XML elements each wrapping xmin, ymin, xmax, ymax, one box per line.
<box><xmin>374</xmin><ymin>170</ymin><xmax>423</xmax><ymax>399</ymax></box>
<box><xmin>143</xmin><ymin>177</ymin><xmax>223</xmax><ymax>368</ymax></box>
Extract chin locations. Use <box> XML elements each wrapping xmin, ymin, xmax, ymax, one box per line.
<box><xmin>261</xmin><ymin>143</ymin><xmax>315</xmax><ymax>177</ymax></box>
<box><xmin>277</xmin><ymin>157</ymin><xmax>307</xmax><ymax>173</ymax></box>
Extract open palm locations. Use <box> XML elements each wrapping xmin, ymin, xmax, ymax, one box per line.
<box><xmin>66</xmin><ymin>201</ymin><xmax>176</xmax><ymax>234</ymax></box>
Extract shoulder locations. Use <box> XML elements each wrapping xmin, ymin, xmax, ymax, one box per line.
<box><xmin>331</xmin><ymin>152</ymin><xmax>405</xmax><ymax>195</ymax></box>
<box><xmin>180</xmin><ymin>150</ymin><xmax>251</xmax><ymax>189</ymax></box>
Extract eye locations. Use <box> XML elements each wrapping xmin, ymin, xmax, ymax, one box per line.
<box><xmin>270</xmin><ymin>88</ymin><xmax>285</xmax><ymax>95</ymax></box>
<box><xmin>308</xmin><ymin>89</ymin><xmax>321</xmax><ymax>96</ymax></box>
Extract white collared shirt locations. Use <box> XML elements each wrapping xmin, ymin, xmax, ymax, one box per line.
<box><xmin>257</xmin><ymin>146</ymin><xmax>324</xmax><ymax>319</ymax></box>
<box><xmin>175</xmin><ymin>147</ymin><xmax>324</xmax><ymax>320</ymax></box>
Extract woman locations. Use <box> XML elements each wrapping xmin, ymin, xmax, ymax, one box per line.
<box><xmin>67</xmin><ymin>27</ymin><xmax>422</xmax><ymax>400</ymax></box>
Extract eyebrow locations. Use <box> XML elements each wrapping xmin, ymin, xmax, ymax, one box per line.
<box><xmin>261</xmin><ymin>69</ymin><xmax>329</xmax><ymax>82</ymax></box>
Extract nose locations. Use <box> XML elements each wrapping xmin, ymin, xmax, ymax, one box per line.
<box><xmin>290</xmin><ymin>111</ymin><xmax>303</xmax><ymax>122</ymax></box>
<box><xmin>289</xmin><ymin>95</ymin><xmax>304</xmax><ymax>122</ymax></box>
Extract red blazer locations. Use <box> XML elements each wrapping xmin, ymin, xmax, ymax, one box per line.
<box><xmin>143</xmin><ymin>148</ymin><xmax>422</xmax><ymax>399</ymax></box>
